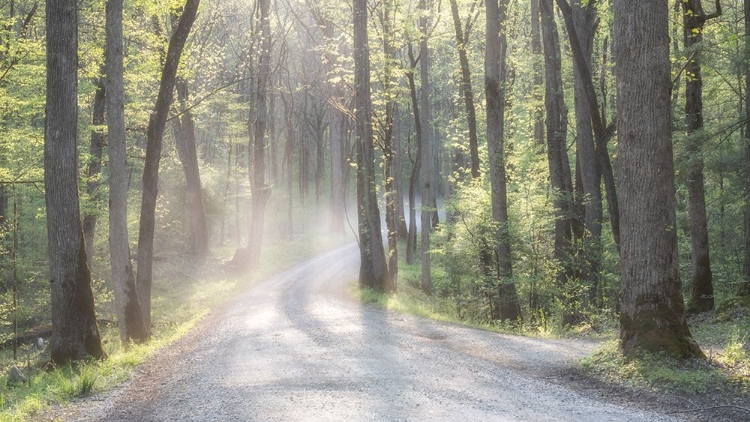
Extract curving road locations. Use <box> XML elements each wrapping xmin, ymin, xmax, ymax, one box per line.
<box><xmin>65</xmin><ymin>244</ymin><xmax>682</xmax><ymax>421</ymax></box>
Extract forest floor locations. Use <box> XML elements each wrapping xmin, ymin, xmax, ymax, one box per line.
<box><xmin>38</xmin><ymin>243</ymin><xmax>749</xmax><ymax>421</ymax></box>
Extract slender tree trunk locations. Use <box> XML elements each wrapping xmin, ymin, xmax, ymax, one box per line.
<box><xmin>557</xmin><ymin>0</ymin><xmax>620</xmax><ymax>251</ymax></box>
<box><xmin>247</xmin><ymin>0</ymin><xmax>272</xmax><ymax>268</ymax></box>
<box><xmin>530</xmin><ymin>0</ymin><xmax>545</xmax><ymax>149</ymax></box>
<box><xmin>541</xmin><ymin>0</ymin><xmax>574</xmax><ymax>322</ymax></box>
<box><xmin>45</xmin><ymin>0</ymin><xmax>105</xmax><ymax>364</ymax></box>
<box><xmin>682</xmin><ymin>0</ymin><xmax>720</xmax><ymax>313</ymax></box>
<box><xmin>419</xmin><ymin>0</ymin><xmax>434</xmax><ymax>295</ymax></box>
<box><xmin>330</xmin><ymin>111</ymin><xmax>346</xmax><ymax>235</ymax></box>
<box><xmin>569</xmin><ymin>0</ymin><xmax>603</xmax><ymax>308</ymax></box>
<box><xmin>394</xmin><ymin>107</ymin><xmax>409</xmax><ymax>240</ymax></box>
<box><xmin>614</xmin><ymin>0</ymin><xmax>703</xmax><ymax>359</ymax></box>
<box><xmin>106</xmin><ymin>0</ymin><xmax>148</xmax><ymax>343</ymax></box>
<box><xmin>449</xmin><ymin>0</ymin><xmax>479</xmax><ymax>178</ymax></box>
<box><xmin>354</xmin><ymin>0</ymin><xmax>392</xmax><ymax>291</ymax></box>
<box><xmin>486</xmin><ymin>0</ymin><xmax>520</xmax><ymax>321</ymax></box>
<box><xmin>136</xmin><ymin>0</ymin><xmax>200</xmax><ymax>332</ymax></box>
<box><xmin>406</xmin><ymin>47</ymin><xmax>422</xmax><ymax>266</ymax></box>
<box><xmin>740</xmin><ymin>0</ymin><xmax>750</xmax><ymax>297</ymax></box>
<box><xmin>83</xmin><ymin>76</ymin><xmax>105</xmax><ymax>270</ymax></box>
<box><xmin>382</xmin><ymin>0</ymin><xmax>399</xmax><ymax>283</ymax></box>
<box><xmin>174</xmin><ymin>78</ymin><xmax>210</xmax><ymax>257</ymax></box>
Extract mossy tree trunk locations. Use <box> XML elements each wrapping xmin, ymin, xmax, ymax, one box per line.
<box><xmin>613</xmin><ymin>0</ymin><xmax>703</xmax><ymax>359</ymax></box>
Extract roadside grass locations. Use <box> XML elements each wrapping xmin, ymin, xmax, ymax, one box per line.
<box><xmin>353</xmin><ymin>246</ymin><xmax>749</xmax><ymax>396</ymax></box>
<box><xmin>0</xmin><ymin>233</ymin><xmax>346</xmax><ymax>422</ymax></box>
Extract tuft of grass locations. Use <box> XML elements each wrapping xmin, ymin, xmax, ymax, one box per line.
<box><xmin>579</xmin><ymin>340</ymin><xmax>748</xmax><ymax>394</ymax></box>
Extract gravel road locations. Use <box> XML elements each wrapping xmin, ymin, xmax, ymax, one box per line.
<box><xmin>61</xmin><ymin>244</ymin><xmax>684</xmax><ymax>421</ymax></box>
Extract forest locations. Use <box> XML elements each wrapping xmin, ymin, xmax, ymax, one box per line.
<box><xmin>1</xmin><ymin>0</ymin><xmax>750</xmax><ymax>416</ymax></box>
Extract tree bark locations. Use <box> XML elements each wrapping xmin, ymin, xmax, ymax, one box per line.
<box><xmin>541</xmin><ymin>0</ymin><xmax>575</xmax><ymax>322</ymax></box>
<box><xmin>419</xmin><ymin>0</ymin><xmax>434</xmax><ymax>295</ymax></box>
<box><xmin>566</xmin><ymin>0</ymin><xmax>603</xmax><ymax>308</ymax></box>
<box><xmin>45</xmin><ymin>0</ymin><xmax>105</xmax><ymax>364</ymax></box>
<box><xmin>247</xmin><ymin>0</ymin><xmax>272</xmax><ymax>268</ymax></box>
<box><xmin>405</xmin><ymin>46</ymin><xmax>422</xmax><ymax>267</ymax></box>
<box><xmin>354</xmin><ymin>0</ymin><xmax>393</xmax><ymax>292</ymax></box>
<box><xmin>740</xmin><ymin>0</ymin><xmax>750</xmax><ymax>297</ymax></box>
<box><xmin>82</xmin><ymin>76</ymin><xmax>105</xmax><ymax>270</ymax></box>
<box><xmin>136</xmin><ymin>0</ymin><xmax>200</xmax><ymax>333</ymax></box>
<box><xmin>682</xmin><ymin>0</ymin><xmax>720</xmax><ymax>313</ymax></box>
<box><xmin>486</xmin><ymin>0</ymin><xmax>521</xmax><ymax>321</ymax></box>
<box><xmin>382</xmin><ymin>0</ymin><xmax>399</xmax><ymax>283</ymax></box>
<box><xmin>449</xmin><ymin>0</ymin><xmax>479</xmax><ymax>178</ymax></box>
<box><xmin>106</xmin><ymin>0</ymin><xmax>148</xmax><ymax>344</ymax></box>
<box><xmin>530</xmin><ymin>0</ymin><xmax>545</xmax><ymax>149</ymax></box>
<box><xmin>614</xmin><ymin>0</ymin><xmax>703</xmax><ymax>359</ymax></box>
<box><xmin>173</xmin><ymin>78</ymin><xmax>210</xmax><ymax>257</ymax></box>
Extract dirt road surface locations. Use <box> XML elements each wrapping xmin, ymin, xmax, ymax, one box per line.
<box><xmin>60</xmin><ymin>244</ymin><xmax>683</xmax><ymax>421</ymax></box>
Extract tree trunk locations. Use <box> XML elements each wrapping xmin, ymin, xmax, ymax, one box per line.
<box><xmin>406</xmin><ymin>46</ymin><xmax>422</xmax><ymax>267</ymax></box>
<box><xmin>247</xmin><ymin>0</ymin><xmax>272</xmax><ymax>268</ymax></box>
<box><xmin>556</xmin><ymin>0</ymin><xmax>620</xmax><ymax>252</ymax></box>
<box><xmin>740</xmin><ymin>0</ymin><xmax>750</xmax><ymax>297</ymax></box>
<box><xmin>614</xmin><ymin>0</ymin><xmax>703</xmax><ymax>359</ymax></box>
<box><xmin>106</xmin><ymin>0</ymin><xmax>148</xmax><ymax>344</ymax></box>
<box><xmin>419</xmin><ymin>0</ymin><xmax>434</xmax><ymax>295</ymax></box>
<box><xmin>173</xmin><ymin>78</ymin><xmax>210</xmax><ymax>257</ymax></box>
<box><xmin>530</xmin><ymin>0</ymin><xmax>545</xmax><ymax>149</ymax></box>
<box><xmin>330</xmin><ymin>110</ymin><xmax>347</xmax><ymax>235</ymax></box>
<box><xmin>45</xmin><ymin>0</ymin><xmax>105</xmax><ymax>364</ymax></box>
<box><xmin>541</xmin><ymin>0</ymin><xmax>575</xmax><ymax>323</ymax></box>
<box><xmin>354</xmin><ymin>0</ymin><xmax>392</xmax><ymax>292</ymax></box>
<box><xmin>486</xmin><ymin>0</ymin><xmax>521</xmax><ymax>321</ymax></box>
<box><xmin>449</xmin><ymin>0</ymin><xmax>479</xmax><ymax>178</ymax></box>
<box><xmin>82</xmin><ymin>76</ymin><xmax>105</xmax><ymax>270</ymax></box>
<box><xmin>569</xmin><ymin>0</ymin><xmax>603</xmax><ymax>308</ymax></box>
<box><xmin>382</xmin><ymin>0</ymin><xmax>399</xmax><ymax>283</ymax></box>
<box><xmin>136</xmin><ymin>0</ymin><xmax>199</xmax><ymax>333</ymax></box>
<box><xmin>682</xmin><ymin>0</ymin><xmax>720</xmax><ymax>313</ymax></box>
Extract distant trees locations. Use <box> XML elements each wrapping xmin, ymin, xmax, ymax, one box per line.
<box><xmin>44</xmin><ymin>0</ymin><xmax>105</xmax><ymax>364</ymax></box>
<box><xmin>614</xmin><ymin>0</ymin><xmax>702</xmax><ymax>358</ymax></box>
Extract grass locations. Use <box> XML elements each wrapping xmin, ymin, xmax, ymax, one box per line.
<box><xmin>0</xmin><ymin>232</ymin><xmax>346</xmax><ymax>422</ymax></box>
<box><xmin>353</xmin><ymin>246</ymin><xmax>749</xmax><ymax>397</ymax></box>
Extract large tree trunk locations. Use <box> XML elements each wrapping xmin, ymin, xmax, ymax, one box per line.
<box><xmin>682</xmin><ymin>0</ymin><xmax>720</xmax><ymax>313</ymax></box>
<box><xmin>485</xmin><ymin>0</ymin><xmax>521</xmax><ymax>321</ymax></box>
<box><xmin>82</xmin><ymin>76</ymin><xmax>105</xmax><ymax>270</ymax></box>
<box><xmin>419</xmin><ymin>0</ymin><xmax>434</xmax><ymax>295</ymax></box>
<box><xmin>449</xmin><ymin>0</ymin><xmax>479</xmax><ymax>178</ymax></box>
<box><xmin>614</xmin><ymin>0</ymin><xmax>703</xmax><ymax>359</ymax></box>
<box><xmin>136</xmin><ymin>0</ymin><xmax>199</xmax><ymax>333</ymax></box>
<box><xmin>354</xmin><ymin>0</ymin><xmax>392</xmax><ymax>292</ymax></box>
<box><xmin>106</xmin><ymin>0</ymin><xmax>148</xmax><ymax>344</ymax></box>
<box><xmin>174</xmin><ymin>78</ymin><xmax>210</xmax><ymax>258</ymax></box>
<box><xmin>45</xmin><ymin>0</ymin><xmax>105</xmax><ymax>364</ymax></box>
<box><xmin>541</xmin><ymin>0</ymin><xmax>575</xmax><ymax>323</ymax></box>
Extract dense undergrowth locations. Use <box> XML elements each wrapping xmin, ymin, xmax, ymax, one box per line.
<box><xmin>0</xmin><ymin>233</ymin><xmax>345</xmax><ymax>422</ymax></box>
